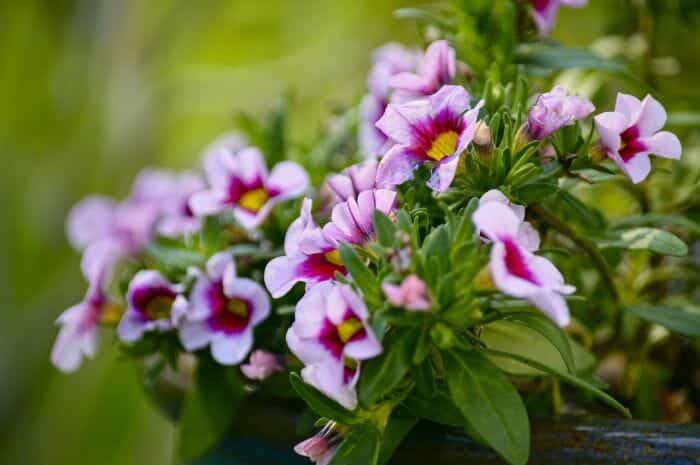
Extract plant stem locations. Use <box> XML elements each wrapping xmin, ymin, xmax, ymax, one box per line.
<box><xmin>531</xmin><ymin>204</ymin><xmax>620</xmax><ymax>304</ymax></box>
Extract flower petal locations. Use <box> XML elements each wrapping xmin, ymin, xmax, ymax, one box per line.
<box><xmin>528</xmin><ymin>290</ymin><xmax>571</xmax><ymax>327</ymax></box>
<box><xmin>614</xmin><ymin>92</ymin><xmax>642</xmax><ymax>123</ymax></box>
<box><xmin>179</xmin><ymin>320</ymin><xmax>211</xmax><ymax>351</ymax></box>
<box><xmin>210</xmin><ymin>330</ymin><xmax>253</xmax><ymax>365</ymax></box>
<box><xmin>472</xmin><ymin>201</ymin><xmax>521</xmax><ymax>241</ymax></box>
<box><xmin>66</xmin><ymin>196</ymin><xmax>116</xmax><ymax>251</ymax></box>
<box><xmin>489</xmin><ymin>241</ymin><xmax>539</xmax><ymax>298</ymax></box>
<box><xmin>376</xmin><ymin>100</ymin><xmax>430</xmax><ymax>146</ymax></box>
<box><xmin>376</xmin><ymin>145</ymin><xmax>423</xmax><ymax>187</ymax></box>
<box><xmin>264</xmin><ymin>255</ymin><xmax>307</xmax><ymax>298</ymax></box>
<box><xmin>427</xmin><ymin>154</ymin><xmax>460</xmax><ymax>192</ymax></box>
<box><xmin>636</xmin><ymin>95</ymin><xmax>667</xmax><ymax>136</ymax></box>
<box><xmin>642</xmin><ymin>131</ymin><xmax>682</xmax><ymax>160</ymax></box>
<box><xmin>594</xmin><ymin>111</ymin><xmax>627</xmax><ymax>153</ymax></box>
<box><xmin>267</xmin><ymin>161</ymin><xmax>310</xmax><ymax>200</ymax></box>
<box><xmin>189</xmin><ymin>190</ymin><xmax>227</xmax><ymax>217</ymax></box>
<box><xmin>235</xmin><ymin>147</ymin><xmax>268</xmax><ymax>186</ymax></box>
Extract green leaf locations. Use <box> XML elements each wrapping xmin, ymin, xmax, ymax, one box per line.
<box><xmin>501</xmin><ymin>312</ymin><xmax>575</xmax><ymax>373</ymax></box>
<box><xmin>377</xmin><ymin>410</ymin><xmax>418</xmax><ymax>465</ymax></box>
<box><xmin>373</xmin><ymin>210</ymin><xmax>396</xmax><ymax>247</ymax></box>
<box><xmin>289</xmin><ymin>373</ymin><xmax>358</xmax><ymax>424</ymax></box>
<box><xmin>570</xmin><ymin>167</ymin><xmax>622</xmax><ymax>183</ymax></box>
<box><xmin>626</xmin><ymin>304</ymin><xmax>700</xmax><ymax>337</ymax></box>
<box><xmin>200</xmin><ymin>215</ymin><xmax>224</xmax><ymax>253</ymax></box>
<box><xmin>339</xmin><ymin>243</ymin><xmax>379</xmax><ymax>300</ymax></box>
<box><xmin>359</xmin><ymin>328</ymin><xmax>418</xmax><ymax>406</ymax></box>
<box><xmin>596</xmin><ymin>227</ymin><xmax>688</xmax><ymax>257</ymax></box>
<box><xmin>486</xmin><ymin>349</ymin><xmax>630</xmax><ymax>418</ymax></box>
<box><xmin>444</xmin><ymin>349</ymin><xmax>530</xmax><ymax>465</ymax></box>
<box><xmin>401</xmin><ymin>389</ymin><xmax>464</xmax><ymax>427</ymax></box>
<box><xmin>482</xmin><ymin>320</ymin><xmax>594</xmax><ymax>376</ymax></box>
<box><xmin>611</xmin><ymin>214</ymin><xmax>700</xmax><ymax>236</ymax></box>
<box><xmin>515</xmin><ymin>43</ymin><xmax>626</xmax><ymax>72</ymax></box>
<box><xmin>555</xmin><ymin>189</ymin><xmax>604</xmax><ymax>230</ymax></box>
<box><xmin>513</xmin><ymin>182</ymin><xmax>558</xmax><ymax>204</ymax></box>
<box><xmin>145</xmin><ymin>243</ymin><xmax>206</xmax><ymax>271</ymax></box>
<box><xmin>177</xmin><ymin>360</ymin><xmax>241</xmax><ymax>461</ymax></box>
<box><xmin>328</xmin><ymin>423</ymin><xmax>381</xmax><ymax>465</ymax></box>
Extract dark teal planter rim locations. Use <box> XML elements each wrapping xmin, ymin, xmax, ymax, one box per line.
<box><xmin>188</xmin><ymin>396</ymin><xmax>700</xmax><ymax>465</ymax></box>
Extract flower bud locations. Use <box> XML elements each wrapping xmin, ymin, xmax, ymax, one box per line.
<box><xmin>473</xmin><ymin>120</ymin><xmax>494</xmax><ymax>159</ymax></box>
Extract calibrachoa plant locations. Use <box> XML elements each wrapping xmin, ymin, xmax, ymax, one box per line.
<box><xmin>53</xmin><ymin>2</ymin><xmax>699</xmax><ymax>465</ymax></box>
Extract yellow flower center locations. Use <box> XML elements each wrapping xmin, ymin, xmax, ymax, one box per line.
<box><xmin>100</xmin><ymin>302</ymin><xmax>124</xmax><ymax>325</ymax></box>
<box><xmin>337</xmin><ymin>317</ymin><xmax>363</xmax><ymax>343</ymax></box>
<box><xmin>144</xmin><ymin>295</ymin><xmax>174</xmax><ymax>320</ymax></box>
<box><xmin>226</xmin><ymin>298</ymin><xmax>249</xmax><ymax>319</ymax></box>
<box><xmin>426</xmin><ymin>130</ymin><xmax>459</xmax><ymax>161</ymax></box>
<box><xmin>239</xmin><ymin>188</ymin><xmax>269</xmax><ymax>212</ymax></box>
<box><xmin>324</xmin><ymin>249</ymin><xmax>344</xmax><ymax>266</ymax></box>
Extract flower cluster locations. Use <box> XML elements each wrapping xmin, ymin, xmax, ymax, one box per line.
<box><xmin>53</xmin><ymin>136</ymin><xmax>308</xmax><ymax>372</ymax></box>
<box><xmin>52</xmin><ymin>8</ymin><xmax>689</xmax><ymax>464</ymax></box>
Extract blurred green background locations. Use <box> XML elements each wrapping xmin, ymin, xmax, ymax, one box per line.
<box><xmin>0</xmin><ymin>1</ymin><xmax>698</xmax><ymax>464</ymax></box>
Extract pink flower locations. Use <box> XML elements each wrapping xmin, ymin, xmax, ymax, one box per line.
<box><xmin>594</xmin><ymin>93</ymin><xmax>682</xmax><ymax>184</ymax></box>
<box><xmin>382</xmin><ymin>274</ymin><xmax>431</xmax><ymax>311</ymax></box>
<box><xmin>294</xmin><ymin>426</ymin><xmax>338</xmax><ymax>465</ymax></box>
<box><xmin>359</xmin><ymin>44</ymin><xmax>419</xmax><ymax>156</ymax></box>
<box><xmin>240</xmin><ymin>350</ymin><xmax>284</xmax><ymax>381</ymax></box>
<box><xmin>189</xmin><ymin>146</ymin><xmax>309</xmax><ymax>230</ymax></box>
<box><xmin>527</xmin><ymin>86</ymin><xmax>594</xmax><ymax>140</ymax></box>
<box><xmin>51</xmin><ymin>244</ymin><xmax>119</xmax><ymax>372</ymax></box>
<box><xmin>376</xmin><ymin>85</ymin><xmax>484</xmax><ymax>192</ymax></box>
<box><xmin>66</xmin><ymin>196</ymin><xmax>159</xmax><ymax>259</ymax></box>
<box><xmin>264</xmin><ymin>199</ymin><xmax>347</xmax><ymax>298</ymax></box>
<box><xmin>286</xmin><ymin>282</ymin><xmax>382</xmax><ymax>409</ymax></box>
<box><xmin>473</xmin><ymin>201</ymin><xmax>575</xmax><ymax>327</ymax></box>
<box><xmin>478</xmin><ymin>190</ymin><xmax>540</xmax><ymax>252</ymax></box>
<box><xmin>264</xmin><ymin>190</ymin><xmax>396</xmax><ymax>298</ymax></box>
<box><xmin>117</xmin><ymin>271</ymin><xmax>187</xmax><ymax>343</ymax></box>
<box><xmin>531</xmin><ymin>0</ymin><xmax>587</xmax><ymax>36</ymax></box>
<box><xmin>132</xmin><ymin>169</ymin><xmax>206</xmax><ymax>237</ymax></box>
<box><xmin>389</xmin><ymin>40</ymin><xmax>456</xmax><ymax>102</ymax></box>
<box><xmin>325</xmin><ymin>159</ymin><xmax>380</xmax><ymax>204</ymax></box>
<box><xmin>178</xmin><ymin>252</ymin><xmax>270</xmax><ymax>365</ymax></box>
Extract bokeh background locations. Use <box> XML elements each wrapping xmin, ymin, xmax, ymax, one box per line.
<box><xmin>0</xmin><ymin>1</ymin><xmax>698</xmax><ymax>464</ymax></box>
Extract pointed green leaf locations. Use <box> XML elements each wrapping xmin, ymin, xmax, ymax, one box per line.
<box><xmin>328</xmin><ymin>423</ymin><xmax>381</xmax><ymax>465</ymax></box>
<box><xmin>373</xmin><ymin>210</ymin><xmax>396</xmax><ymax>247</ymax></box>
<box><xmin>596</xmin><ymin>227</ymin><xmax>688</xmax><ymax>257</ymax></box>
<box><xmin>339</xmin><ymin>243</ymin><xmax>379</xmax><ymax>300</ymax></box>
<box><xmin>486</xmin><ymin>349</ymin><xmax>630</xmax><ymax>417</ymax></box>
<box><xmin>626</xmin><ymin>304</ymin><xmax>700</xmax><ymax>337</ymax></box>
<box><xmin>358</xmin><ymin>328</ymin><xmax>418</xmax><ymax>406</ymax></box>
<box><xmin>444</xmin><ymin>350</ymin><xmax>530</xmax><ymax>465</ymax></box>
<box><xmin>177</xmin><ymin>360</ymin><xmax>241</xmax><ymax>461</ymax></box>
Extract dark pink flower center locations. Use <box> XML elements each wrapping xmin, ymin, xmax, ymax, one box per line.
<box><xmin>132</xmin><ymin>286</ymin><xmax>176</xmax><ymax>321</ymax></box>
<box><xmin>532</xmin><ymin>0</ymin><xmax>552</xmax><ymax>13</ymax></box>
<box><xmin>226</xmin><ymin>177</ymin><xmax>280</xmax><ymax>213</ymax></box>
<box><xmin>618</xmin><ymin>125</ymin><xmax>647</xmax><ymax>162</ymax></box>
<box><xmin>502</xmin><ymin>237</ymin><xmax>540</xmax><ymax>285</ymax></box>
<box><xmin>206</xmin><ymin>280</ymin><xmax>252</xmax><ymax>334</ymax></box>
<box><xmin>412</xmin><ymin>109</ymin><xmax>464</xmax><ymax>161</ymax></box>
<box><xmin>318</xmin><ymin>310</ymin><xmax>366</xmax><ymax>360</ymax></box>
<box><xmin>298</xmin><ymin>251</ymin><xmax>347</xmax><ymax>283</ymax></box>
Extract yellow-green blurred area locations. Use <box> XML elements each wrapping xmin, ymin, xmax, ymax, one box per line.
<box><xmin>0</xmin><ymin>1</ymin><xmax>698</xmax><ymax>464</ymax></box>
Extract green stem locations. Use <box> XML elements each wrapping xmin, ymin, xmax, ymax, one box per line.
<box><xmin>532</xmin><ymin>204</ymin><xmax>620</xmax><ymax>306</ymax></box>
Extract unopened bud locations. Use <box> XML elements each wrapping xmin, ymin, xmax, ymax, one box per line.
<box><xmin>472</xmin><ymin>121</ymin><xmax>494</xmax><ymax>161</ymax></box>
<box><xmin>512</xmin><ymin>123</ymin><xmax>534</xmax><ymax>154</ymax></box>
